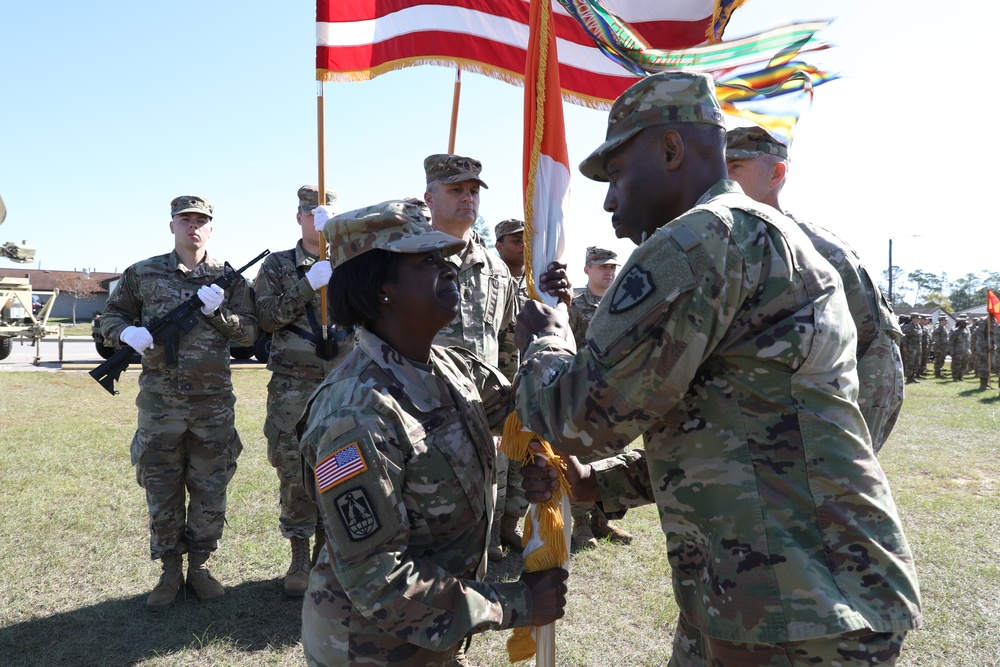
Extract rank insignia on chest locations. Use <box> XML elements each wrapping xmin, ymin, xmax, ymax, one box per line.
<box><xmin>335</xmin><ymin>488</ymin><xmax>381</xmax><ymax>541</ymax></box>
<box><xmin>609</xmin><ymin>266</ymin><xmax>655</xmax><ymax>313</ymax></box>
<box><xmin>314</xmin><ymin>442</ymin><xmax>368</xmax><ymax>493</ymax></box>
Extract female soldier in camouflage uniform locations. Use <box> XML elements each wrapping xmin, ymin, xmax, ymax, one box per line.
<box><xmin>296</xmin><ymin>200</ymin><xmax>567</xmax><ymax>667</ymax></box>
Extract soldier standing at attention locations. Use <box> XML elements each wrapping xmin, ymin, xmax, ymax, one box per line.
<box><xmin>932</xmin><ymin>314</ymin><xmax>949</xmax><ymax>378</ymax></box>
<box><xmin>919</xmin><ymin>314</ymin><xmax>932</xmax><ymax>377</ymax></box>
<box><xmin>516</xmin><ymin>71</ymin><xmax>921</xmax><ymax>665</ymax></box>
<box><xmin>493</xmin><ymin>218</ymin><xmax>529</xmax><ymax>553</ymax></box>
<box><xmin>725</xmin><ymin>126</ymin><xmax>904</xmax><ymax>453</ymax></box>
<box><xmin>100</xmin><ymin>195</ymin><xmax>258</xmax><ymax>612</ymax></box>
<box><xmin>423</xmin><ymin>154</ymin><xmax>519</xmax><ymax>562</ymax></box>
<box><xmin>566</xmin><ymin>246</ymin><xmax>633</xmax><ymax>548</ymax></box>
<box><xmin>254</xmin><ymin>185</ymin><xmax>355</xmax><ymax>597</ymax></box>
<box><xmin>902</xmin><ymin>313</ymin><xmax>923</xmax><ymax>384</ymax></box>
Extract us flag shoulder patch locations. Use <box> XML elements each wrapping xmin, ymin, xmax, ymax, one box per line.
<box><xmin>315</xmin><ymin>442</ymin><xmax>367</xmax><ymax>493</ymax></box>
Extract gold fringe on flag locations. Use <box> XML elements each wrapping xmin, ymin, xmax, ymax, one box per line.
<box><xmin>501</xmin><ymin>412</ymin><xmax>572</xmax><ymax>662</ymax></box>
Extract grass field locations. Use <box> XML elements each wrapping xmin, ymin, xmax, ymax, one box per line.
<box><xmin>1</xmin><ymin>368</ymin><xmax>998</xmax><ymax>666</ymax></box>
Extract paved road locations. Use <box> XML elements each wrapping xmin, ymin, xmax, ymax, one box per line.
<box><xmin>1</xmin><ymin>336</ymin><xmax>267</xmax><ymax>372</ymax></box>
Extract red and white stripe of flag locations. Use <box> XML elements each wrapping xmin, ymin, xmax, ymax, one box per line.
<box><xmin>316</xmin><ymin>0</ymin><xmax>721</xmax><ymax>106</ymax></box>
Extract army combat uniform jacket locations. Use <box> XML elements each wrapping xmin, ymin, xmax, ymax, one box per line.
<box><xmin>790</xmin><ymin>215</ymin><xmax>904</xmax><ymax>452</ymax></box>
<box><xmin>298</xmin><ymin>328</ymin><xmax>531</xmax><ymax>666</ymax></box>
<box><xmin>435</xmin><ymin>230</ymin><xmax>518</xmax><ymax>381</ymax></box>
<box><xmin>254</xmin><ymin>240</ymin><xmax>354</xmax><ymax>381</ymax></box>
<box><xmin>101</xmin><ymin>250</ymin><xmax>257</xmax><ymax>394</ymax></box>
<box><xmin>567</xmin><ymin>287</ymin><xmax>602</xmax><ymax>352</ymax></box>
<box><xmin>516</xmin><ymin>180</ymin><xmax>922</xmax><ymax>644</ymax></box>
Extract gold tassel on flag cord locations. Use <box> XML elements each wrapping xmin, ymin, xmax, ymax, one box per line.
<box><xmin>501</xmin><ymin>414</ymin><xmax>571</xmax><ymax>662</ymax></box>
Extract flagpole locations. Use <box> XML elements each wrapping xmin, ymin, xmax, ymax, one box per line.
<box><xmin>317</xmin><ymin>82</ymin><xmax>330</xmax><ymax>340</ymax></box>
<box><xmin>448</xmin><ymin>68</ymin><xmax>462</xmax><ymax>152</ymax></box>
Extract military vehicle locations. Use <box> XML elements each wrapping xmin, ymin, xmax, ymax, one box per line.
<box><xmin>1</xmin><ymin>194</ymin><xmax>59</xmax><ymax>363</ymax></box>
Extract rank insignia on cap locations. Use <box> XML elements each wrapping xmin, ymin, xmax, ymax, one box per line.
<box><xmin>609</xmin><ymin>266</ymin><xmax>655</xmax><ymax>313</ymax></box>
<box><xmin>335</xmin><ymin>487</ymin><xmax>382</xmax><ymax>541</ymax></box>
<box><xmin>315</xmin><ymin>442</ymin><xmax>367</xmax><ymax>493</ymax></box>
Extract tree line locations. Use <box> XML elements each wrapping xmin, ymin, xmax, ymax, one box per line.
<box><xmin>883</xmin><ymin>267</ymin><xmax>1000</xmax><ymax>312</ymax></box>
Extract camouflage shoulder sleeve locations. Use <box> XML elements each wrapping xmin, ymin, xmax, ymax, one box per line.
<box><xmin>100</xmin><ymin>263</ymin><xmax>142</xmax><ymax>344</ymax></box>
<box><xmin>516</xmin><ymin>217</ymin><xmax>737</xmax><ymax>456</ymax></box>
<box><xmin>589</xmin><ymin>450</ymin><xmax>653</xmax><ymax>516</ymax></box>
<box><xmin>253</xmin><ymin>251</ymin><xmax>312</xmax><ymax>333</ymax></box>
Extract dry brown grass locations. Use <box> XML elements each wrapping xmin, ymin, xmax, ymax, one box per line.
<box><xmin>1</xmin><ymin>369</ymin><xmax>998</xmax><ymax>666</ymax></box>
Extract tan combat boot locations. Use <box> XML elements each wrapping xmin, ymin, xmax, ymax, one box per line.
<box><xmin>187</xmin><ymin>550</ymin><xmax>225</xmax><ymax>601</ymax></box>
<box><xmin>499</xmin><ymin>515</ymin><xmax>524</xmax><ymax>552</ymax></box>
<box><xmin>572</xmin><ymin>513</ymin><xmax>597</xmax><ymax>550</ymax></box>
<box><xmin>146</xmin><ymin>554</ymin><xmax>184</xmax><ymax>612</ymax></box>
<box><xmin>311</xmin><ymin>525</ymin><xmax>326</xmax><ymax>567</ymax></box>
<box><xmin>284</xmin><ymin>537</ymin><xmax>311</xmax><ymax>598</ymax></box>
<box><xmin>591</xmin><ymin>507</ymin><xmax>633</xmax><ymax>545</ymax></box>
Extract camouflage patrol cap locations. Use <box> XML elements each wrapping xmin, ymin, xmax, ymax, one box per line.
<box><xmin>322</xmin><ymin>199</ymin><xmax>467</xmax><ymax>270</ymax></box>
<box><xmin>580</xmin><ymin>71</ymin><xmax>724</xmax><ymax>182</ymax></box>
<box><xmin>170</xmin><ymin>195</ymin><xmax>213</xmax><ymax>218</ymax></box>
<box><xmin>495</xmin><ymin>218</ymin><xmax>525</xmax><ymax>239</ymax></box>
<box><xmin>297</xmin><ymin>185</ymin><xmax>338</xmax><ymax>212</ymax></box>
<box><xmin>586</xmin><ymin>246</ymin><xmax>619</xmax><ymax>266</ymax></box>
<box><xmin>424</xmin><ymin>154</ymin><xmax>489</xmax><ymax>188</ymax></box>
<box><xmin>726</xmin><ymin>126</ymin><xmax>789</xmax><ymax>160</ymax></box>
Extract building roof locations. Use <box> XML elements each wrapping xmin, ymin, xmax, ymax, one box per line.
<box><xmin>0</xmin><ymin>268</ymin><xmax>120</xmax><ymax>293</ymax></box>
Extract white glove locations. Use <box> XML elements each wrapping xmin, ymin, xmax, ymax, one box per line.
<box><xmin>312</xmin><ymin>204</ymin><xmax>337</xmax><ymax>232</ymax></box>
<box><xmin>120</xmin><ymin>326</ymin><xmax>154</xmax><ymax>355</ymax></box>
<box><xmin>305</xmin><ymin>261</ymin><xmax>333</xmax><ymax>290</ymax></box>
<box><xmin>198</xmin><ymin>284</ymin><xmax>225</xmax><ymax>315</ymax></box>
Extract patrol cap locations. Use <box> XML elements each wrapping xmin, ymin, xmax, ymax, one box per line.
<box><xmin>297</xmin><ymin>185</ymin><xmax>338</xmax><ymax>211</ymax></box>
<box><xmin>424</xmin><ymin>154</ymin><xmax>489</xmax><ymax>188</ymax></box>
<box><xmin>495</xmin><ymin>219</ymin><xmax>525</xmax><ymax>239</ymax></box>
<box><xmin>586</xmin><ymin>246</ymin><xmax>619</xmax><ymax>266</ymax></box>
<box><xmin>323</xmin><ymin>199</ymin><xmax>466</xmax><ymax>271</ymax></box>
<box><xmin>726</xmin><ymin>126</ymin><xmax>789</xmax><ymax>160</ymax></box>
<box><xmin>580</xmin><ymin>71</ymin><xmax>724</xmax><ymax>182</ymax></box>
<box><xmin>170</xmin><ymin>195</ymin><xmax>213</xmax><ymax>218</ymax></box>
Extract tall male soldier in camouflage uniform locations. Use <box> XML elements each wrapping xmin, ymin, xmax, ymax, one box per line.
<box><xmin>493</xmin><ymin>218</ymin><xmax>529</xmax><ymax>552</ymax></box>
<box><xmin>516</xmin><ymin>72</ymin><xmax>921</xmax><ymax>665</ymax></box>
<box><xmin>101</xmin><ymin>195</ymin><xmax>258</xmax><ymax>611</ymax></box>
<box><xmin>725</xmin><ymin>126</ymin><xmax>904</xmax><ymax>453</ymax></box>
<box><xmin>932</xmin><ymin>314</ymin><xmax>950</xmax><ymax>377</ymax></box>
<box><xmin>423</xmin><ymin>154</ymin><xmax>519</xmax><ymax>562</ymax></box>
<box><xmin>566</xmin><ymin>246</ymin><xmax>633</xmax><ymax>548</ymax></box>
<box><xmin>254</xmin><ymin>185</ymin><xmax>355</xmax><ymax>597</ymax></box>
<box><xmin>919</xmin><ymin>314</ymin><xmax>932</xmax><ymax>376</ymax></box>
<box><xmin>903</xmin><ymin>312</ymin><xmax>924</xmax><ymax>383</ymax></box>
<box><xmin>972</xmin><ymin>315</ymin><xmax>998</xmax><ymax>390</ymax></box>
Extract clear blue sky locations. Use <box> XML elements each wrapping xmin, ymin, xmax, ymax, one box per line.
<box><xmin>0</xmin><ymin>0</ymin><xmax>991</xmax><ymax>297</ymax></box>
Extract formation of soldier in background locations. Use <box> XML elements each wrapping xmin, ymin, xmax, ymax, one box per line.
<box><xmin>899</xmin><ymin>312</ymin><xmax>1000</xmax><ymax>390</ymax></box>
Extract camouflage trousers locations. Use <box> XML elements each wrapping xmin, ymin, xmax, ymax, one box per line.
<box><xmin>952</xmin><ymin>352</ymin><xmax>969</xmax><ymax>379</ymax></box>
<box><xmin>265</xmin><ymin>372</ymin><xmax>321</xmax><ymax>539</ymax></box>
<box><xmin>670</xmin><ymin>614</ymin><xmax>906</xmax><ymax>667</ymax></box>
<box><xmin>933</xmin><ymin>346</ymin><xmax>947</xmax><ymax>373</ymax></box>
<box><xmin>132</xmin><ymin>390</ymin><xmax>242</xmax><ymax>560</ymax></box>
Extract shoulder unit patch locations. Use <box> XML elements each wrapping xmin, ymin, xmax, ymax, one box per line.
<box><xmin>335</xmin><ymin>487</ymin><xmax>382</xmax><ymax>541</ymax></box>
<box><xmin>609</xmin><ymin>266</ymin><xmax>656</xmax><ymax>314</ymax></box>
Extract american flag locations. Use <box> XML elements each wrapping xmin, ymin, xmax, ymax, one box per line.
<box><xmin>315</xmin><ymin>442</ymin><xmax>368</xmax><ymax>493</ymax></box>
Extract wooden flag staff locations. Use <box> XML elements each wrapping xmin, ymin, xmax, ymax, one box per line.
<box><xmin>317</xmin><ymin>82</ymin><xmax>331</xmax><ymax>350</ymax></box>
<box><xmin>448</xmin><ymin>68</ymin><xmax>462</xmax><ymax>153</ymax></box>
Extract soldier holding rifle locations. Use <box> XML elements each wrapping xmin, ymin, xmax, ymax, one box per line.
<box><xmin>100</xmin><ymin>195</ymin><xmax>258</xmax><ymax>612</ymax></box>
